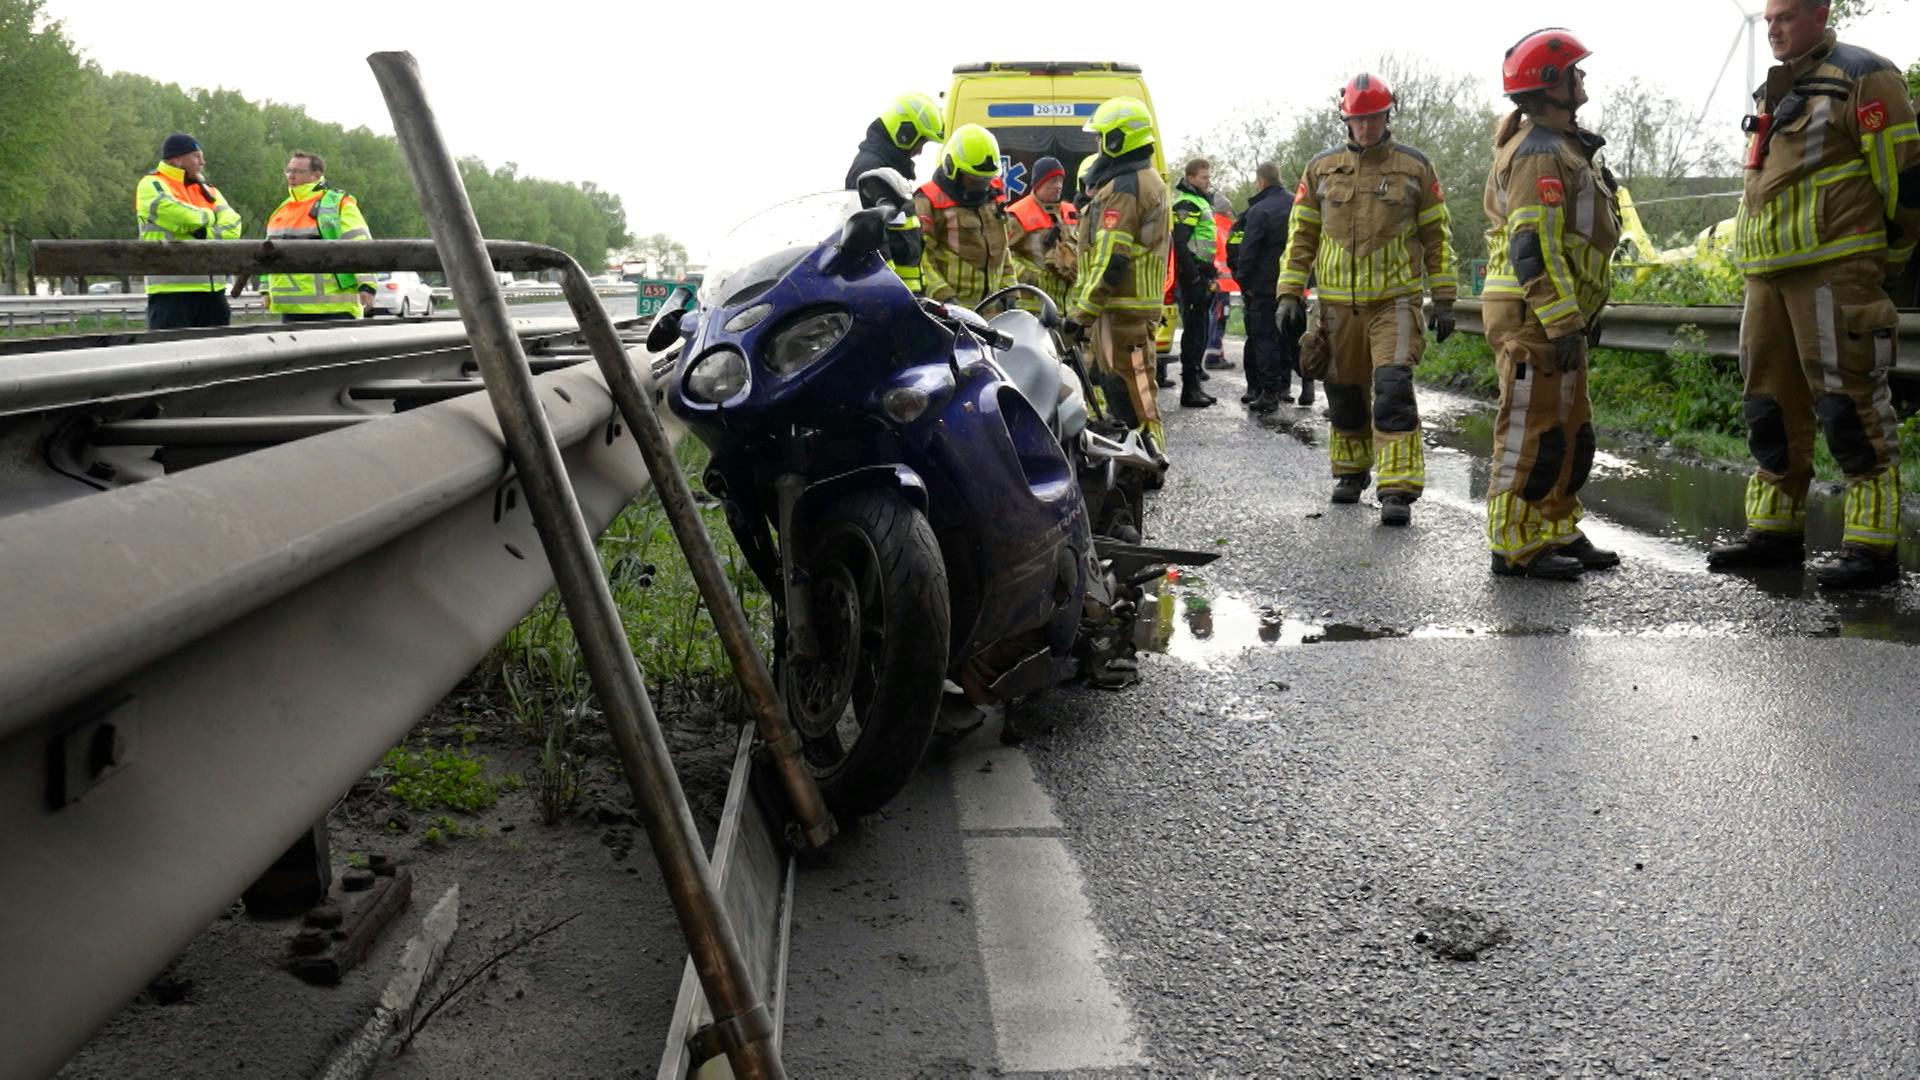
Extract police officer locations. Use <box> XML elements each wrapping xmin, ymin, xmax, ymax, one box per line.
<box><xmin>134</xmin><ymin>133</ymin><xmax>243</xmax><ymax>329</ymax></box>
<box><xmin>1227</xmin><ymin>161</ymin><xmax>1306</xmax><ymax>413</ymax></box>
<box><xmin>1480</xmin><ymin>29</ymin><xmax>1622</xmax><ymax>580</ymax></box>
<box><xmin>847</xmin><ymin>93</ymin><xmax>945</xmax><ymax>296</ymax></box>
<box><xmin>914</xmin><ymin>124</ymin><xmax>1013</xmax><ymax>308</ymax></box>
<box><xmin>1278</xmin><ymin>74</ymin><xmax>1457</xmax><ymax>526</ymax></box>
<box><xmin>1067</xmin><ymin>97</ymin><xmax>1175</xmax><ymax>472</ymax></box>
<box><xmin>1005</xmin><ymin>155</ymin><xmax>1079</xmax><ymax>312</ymax></box>
<box><xmin>1707</xmin><ymin>0</ymin><xmax>1920</xmax><ymax>589</ymax></box>
<box><xmin>1170</xmin><ymin>158</ymin><xmax>1219</xmax><ymax>408</ymax></box>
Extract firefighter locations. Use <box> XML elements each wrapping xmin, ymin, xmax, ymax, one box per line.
<box><xmin>1227</xmin><ymin>161</ymin><xmax>1305</xmax><ymax>413</ymax></box>
<box><xmin>1278</xmin><ymin>74</ymin><xmax>1457</xmax><ymax>526</ymax></box>
<box><xmin>847</xmin><ymin>93</ymin><xmax>944</xmax><ymax>296</ymax></box>
<box><xmin>1170</xmin><ymin>158</ymin><xmax>1220</xmax><ymax>407</ymax></box>
<box><xmin>1707</xmin><ymin>1</ymin><xmax>1920</xmax><ymax>589</ymax></box>
<box><xmin>1478</xmin><ymin>29</ymin><xmax>1622</xmax><ymax>580</ymax></box>
<box><xmin>913</xmin><ymin>124</ymin><xmax>1014</xmax><ymax>308</ymax></box>
<box><xmin>1005</xmin><ymin>155</ymin><xmax>1079</xmax><ymax>312</ymax></box>
<box><xmin>134</xmin><ymin>133</ymin><xmax>243</xmax><ymax>330</ymax></box>
<box><xmin>1066</xmin><ymin>97</ymin><xmax>1174</xmax><ymax>473</ymax></box>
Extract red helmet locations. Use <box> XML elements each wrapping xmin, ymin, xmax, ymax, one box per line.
<box><xmin>1503</xmin><ymin>28</ymin><xmax>1592</xmax><ymax>95</ymax></box>
<box><xmin>1340</xmin><ymin>73</ymin><xmax>1394</xmax><ymax>118</ymax></box>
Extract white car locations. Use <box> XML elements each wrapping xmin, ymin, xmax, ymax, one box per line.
<box><xmin>368</xmin><ymin>271</ymin><xmax>435</xmax><ymax>317</ymax></box>
<box><xmin>503</xmin><ymin>278</ymin><xmax>551</xmax><ymax>291</ymax></box>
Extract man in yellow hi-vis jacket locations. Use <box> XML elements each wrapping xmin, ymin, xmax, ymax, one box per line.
<box><xmin>134</xmin><ymin>132</ymin><xmax>243</xmax><ymax>329</ymax></box>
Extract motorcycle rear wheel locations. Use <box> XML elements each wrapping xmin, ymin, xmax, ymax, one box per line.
<box><xmin>783</xmin><ymin>490</ymin><xmax>949</xmax><ymax>818</ymax></box>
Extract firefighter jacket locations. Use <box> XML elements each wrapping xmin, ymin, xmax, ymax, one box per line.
<box><xmin>265</xmin><ymin>182</ymin><xmax>374</xmax><ymax>316</ymax></box>
<box><xmin>1481</xmin><ymin>114</ymin><xmax>1621</xmax><ymax>339</ymax></box>
<box><xmin>1734</xmin><ymin>30</ymin><xmax>1920</xmax><ymax>275</ymax></box>
<box><xmin>1170</xmin><ymin>179</ymin><xmax>1218</xmax><ymax>297</ymax></box>
<box><xmin>915</xmin><ymin>178</ymin><xmax>1013</xmax><ymax>306</ymax></box>
<box><xmin>1226</xmin><ymin>183</ymin><xmax>1293</xmax><ymax>296</ymax></box>
<box><xmin>1069</xmin><ymin>147</ymin><xmax>1171</xmax><ymax>322</ymax></box>
<box><xmin>134</xmin><ymin>162</ymin><xmax>243</xmax><ymax>294</ymax></box>
<box><xmin>1005</xmin><ymin>193</ymin><xmax>1079</xmax><ymax>303</ymax></box>
<box><xmin>1278</xmin><ymin>139</ymin><xmax>1456</xmax><ymax>305</ymax></box>
<box><xmin>845</xmin><ymin>119</ymin><xmax>918</xmax><ymax>190</ymax></box>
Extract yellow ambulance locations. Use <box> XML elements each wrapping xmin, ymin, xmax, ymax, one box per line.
<box><xmin>943</xmin><ymin>62</ymin><xmax>1176</xmax><ymax>352</ymax></box>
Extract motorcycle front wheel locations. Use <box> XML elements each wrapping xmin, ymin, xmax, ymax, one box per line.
<box><xmin>782</xmin><ymin>489</ymin><xmax>950</xmax><ymax>818</ymax></box>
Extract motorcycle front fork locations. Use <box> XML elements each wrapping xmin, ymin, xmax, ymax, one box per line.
<box><xmin>774</xmin><ymin>466</ymin><xmax>817</xmax><ymax>663</ymax></box>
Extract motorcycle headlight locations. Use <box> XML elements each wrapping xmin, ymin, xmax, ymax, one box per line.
<box><xmin>685</xmin><ymin>348</ymin><xmax>749</xmax><ymax>404</ymax></box>
<box><xmin>766</xmin><ymin>310</ymin><xmax>850</xmax><ymax>375</ymax></box>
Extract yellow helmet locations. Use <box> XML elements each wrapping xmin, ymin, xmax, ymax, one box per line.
<box><xmin>880</xmin><ymin>92</ymin><xmax>945</xmax><ymax>151</ymax></box>
<box><xmin>940</xmin><ymin>124</ymin><xmax>1002</xmax><ymax>180</ymax></box>
<box><xmin>1085</xmin><ymin>97</ymin><xmax>1156</xmax><ymax>158</ymax></box>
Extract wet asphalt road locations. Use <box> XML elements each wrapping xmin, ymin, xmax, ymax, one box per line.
<box><xmin>784</xmin><ymin>338</ymin><xmax>1920</xmax><ymax>1077</ymax></box>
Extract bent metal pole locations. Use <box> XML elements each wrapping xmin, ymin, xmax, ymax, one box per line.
<box><xmin>366</xmin><ymin>51</ymin><xmax>785</xmax><ymax>1079</ymax></box>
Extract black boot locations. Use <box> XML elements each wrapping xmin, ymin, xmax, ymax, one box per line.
<box><xmin>1813</xmin><ymin>544</ymin><xmax>1900</xmax><ymax>590</ymax></box>
<box><xmin>1558</xmin><ymin>535</ymin><xmax>1620</xmax><ymax>569</ymax></box>
<box><xmin>1297</xmin><ymin>380</ymin><xmax>1315</xmax><ymax>407</ymax></box>
<box><xmin>1156</xmin><ymin>359</ymin><xmax>1176</xmax><ymax>388</ymax></box>
<box><xmin>1240</xmin><ymin>385</ymin><xmax>1261</xmax><ymax>404</ymax></box>
<box><xmin>1331</xmin><ymin>473</ymin><xmax>1369</xmax><ymax>504</ymax></box>
<box><xmin>1379</xmin><ymin>494</ymin><xmax>1411</xmax><ymax>527</ymax></box>
<box><xmin>1249</xmin><ymin>390</ymin><xmax>1280</xmax><ymax>415</ymax></box>
<box><xmin>1490</xmin><ymin>552</ymin><xmax>1585</xmax><ymax>580</ymax></box>
<box><xmin>1180</xmin><ymin>379</ymin><xmax>1216</xmax><ymax>408</ymax></box>
<box><xmin>1706</xmin><ymin>530</ymin><xmax>1805</xmax><ymax>571</ymax></box>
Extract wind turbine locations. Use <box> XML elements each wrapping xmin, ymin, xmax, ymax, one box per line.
<box><xmin>1698</xmin><ymin>0</ymin><xmax>1765</xmax><ymax>125</ymax></box>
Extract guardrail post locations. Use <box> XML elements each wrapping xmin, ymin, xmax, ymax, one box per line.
<box><xmin>367</xmin><ymin>51</ymin><xmax>787</xmax><ymax>1079</ymax></box>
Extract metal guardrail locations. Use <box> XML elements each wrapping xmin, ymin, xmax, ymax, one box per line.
<box><xmin>1455</xmin><ymin>299</ymin><xmax>1920</xmax><ymax>376</ymax></box>
<box><xmin>0</xmin><ymin>293</ymin><xmax>268</xmax><ymax>329</ymax></box>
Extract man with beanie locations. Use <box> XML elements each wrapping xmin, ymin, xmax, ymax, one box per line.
<box><xmin>1005</xmin><ymin>155</ymin><xmax>1079</xmax><ymax>312</ymax></box>
<box><xmin>134</xmin><ymin>133</ymin><xmax>243</xmax><ymax>330</ymax></box>
<box><xmin>263</xmin><ymin>151</ymin><xmax>377</xmax><ymax>322</ymax></box>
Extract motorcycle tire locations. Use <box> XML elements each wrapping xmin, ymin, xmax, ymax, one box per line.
<box><xmin>781</xmin><ymin>489</ymin><xmax>950</xmax><ymax>818</ymax></box>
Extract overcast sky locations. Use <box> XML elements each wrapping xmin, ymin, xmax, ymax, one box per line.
<box><xmin>42</xmin><ymin>0</ymin><xmax>1918</xmax><ymax>259</ymax></box>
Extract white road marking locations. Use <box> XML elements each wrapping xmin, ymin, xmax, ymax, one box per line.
<box><xmin>948</xmin><ymin>719</ymin><xmax>1147</xmax><ymax>1073</ymax></box>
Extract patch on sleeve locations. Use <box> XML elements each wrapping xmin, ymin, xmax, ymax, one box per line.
<box><xmin>1858</xmin><ymin>99</ymin><xmax>1888</xmax><ymax>132</ymax></box>
<box><xmin>1103</xmin><ymin>208</ymin><xmax>1122</xmax><ymax>229</ymax></box>
<box><xmin>1431</xmin><ymin>178</ymin><xmax>1445</xmax><ymax>200</ymax></box>
<box><xmin>1536</xmin><ymin>175</ymin><xmax>1564</xmax><ymax>206</ymax></box>
<box><xmin>1296</xmin><ymin>180</ymin><xmax>1308</xmax><ymax>200</ymax></box>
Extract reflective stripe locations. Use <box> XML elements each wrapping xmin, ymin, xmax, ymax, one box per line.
<box><xmin>1487</xmin><ymin>490</ymin><xmax>1551</xmax><ymax>560</ymax></box>
<box><xmin>1842</xmin><ymin>470</ymin><xmax>1900</xmax><ymax>549</ymax></box>
<box><xmin>1745</xmin><ymin>474</ymin><xmax>1806</xmax><ymax>534</ymax></box>
<box><xmin>1329</xmin><ymin>430</ymin><xmax>1371</xmax><ymax>473</ymax></box>
<box><xmin>1735</xmin><ymin>160</ymin><xmax>1884</xmax><ymax>271</ymax></box>
<box><xmin>1815</xmin><ymin>282</ymin><xmax>1842</xmax><ymax>394</ymax></box>
<box><xmin>1375</xmin><ymin>434</ymin><xmax>1423</xmax><ymax>494</ymax></box>
<box><xmin>1493</xmin><ymin>360</ymin><xmax>1534</xmax><ymax>492</ymax></box>
<box><xmin>268</xmin><ymin>226</ymin><xmax>324</xmax><ymax>239</ymax></box>
<box><xmin>336</xmin><ymin>227</ymin><xmax>371</xmax><ymax>240</ymax></box>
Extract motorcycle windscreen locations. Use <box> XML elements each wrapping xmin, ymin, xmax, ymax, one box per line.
<box><xmin>700</xmin><ymin>191</ymin><xmax>861</xmax><ymax>307</ymax></box>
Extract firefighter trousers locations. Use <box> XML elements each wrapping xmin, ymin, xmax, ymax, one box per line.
<box><xmin>1092</xmin><ymin>312</ymin><xmax>1164</xmax><ymax>444</ymax></box>
<box><xmin>1483</xmin><ymin>299</ymin><xmax>1597</xmax><ymax>567</ymax></box>
<box><xmin>1739</xmin><ymin>257</ymin><xmax>1902</xmax><ymax>550</ymax></box>
<box><xmin>1320</xmin><ymin>297</ymin><xmax>1425</xmax><ymax>498</ymax></box>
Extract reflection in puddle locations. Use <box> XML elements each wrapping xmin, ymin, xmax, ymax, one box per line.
<box><xmin>1138</xmin><ymin>571</ymin><xmax>1485</xmax><ymax>663</ymax></box>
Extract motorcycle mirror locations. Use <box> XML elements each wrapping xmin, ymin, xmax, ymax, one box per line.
<box><xmin>855</xmin><ymin>167</ymin><xmax>914</xmax><ymax>212</ymax></box>
<box><xmin>834</xmin><ymin>207</ymin><xmax>889</xmax><ymax>268</ymax></box>
<box><xmin>646</xmin><ymin>307</ymin><xmax>685</xmax><ymax>353</ymax></box>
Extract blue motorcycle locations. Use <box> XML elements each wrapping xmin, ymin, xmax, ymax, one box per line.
<box><xmin>656</xmin><ymin>170</ymin><xmax>1204</xmax><ymax>815</ymax></box>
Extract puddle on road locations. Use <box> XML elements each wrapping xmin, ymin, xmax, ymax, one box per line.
<box><xmin>1249</xmin><ymin>389</ymin><xmax>1920</xmax><ymax>644</ymax></box>
<box><xmin>1137</xmin><ymin>569</ymin><xmax>1485</xmax><ymax>664</ymax></box>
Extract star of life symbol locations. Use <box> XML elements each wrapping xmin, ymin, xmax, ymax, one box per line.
<box><xmin>1001</xmin><ymin>157</ymin><xmax>1029</xmax><ymax>196</ymax></box>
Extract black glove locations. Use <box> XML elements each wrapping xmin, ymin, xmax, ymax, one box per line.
<box><xmin>190</xmin><ymin>227</ymin><xmax>209</xmax><ymax>240</ymax></box>
<box><xmin>1585</xmin><ymin>307</ymin><xmax>1606</xmax><ymax>350</ymax></box>
<box><xmin>1427</xmin><ymin>300</ymin><xmax>1455</xmax><ymax>344</ymax></box>
<box><xmin>1062</xmin><ymin>318</ymin><xmax>1090</xmax><ymax>345</ymax></box>
<box><xmin>1278</xmin><ymin>295</ymin><xmax>1305</xmax><ymax>338</ymax></box>
<box><xmin>1551</xmin><ymin>331</ymin><xmax>1587</xmax><ymax>373</ymax></box>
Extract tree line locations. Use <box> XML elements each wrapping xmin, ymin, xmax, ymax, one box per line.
<box><xmin>0</xmin><ymin>0</ymin><xmax>630</xmax><ymax>293</ymax></box>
